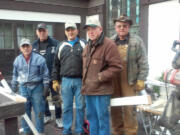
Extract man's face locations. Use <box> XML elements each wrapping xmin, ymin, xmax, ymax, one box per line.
<box><xmin>86</xmin><ymin>26</ymin><xmax>102</xmax><ymax>42</ymax></box>
<box><xmin>65</xmin><ymin>28</ymin><xmax>78</xmax><ymax>41</ymax></box>
<box><xmin>115</xmin><ymin>22</ymin><xmax>130</xmax><ymax>37</ymax></box>
<box><xmin>36</xmin><ymin>28</ymin><xmax>48</xmax><ymax>41</ymax></box>
<box><xmin>20</xmin><ymin>44</ymin><xmax>32</xmax><ymax>57</ymax></box>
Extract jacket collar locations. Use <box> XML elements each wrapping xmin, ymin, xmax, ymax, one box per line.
<box><xmin>88</xmin><ymin>32</ymin><xmax>105</xmax><ymax>47</ymax></box>
<box><xmin>115</xmin><ymin>33</ymin><xmax>129</xmax><ymax>45</ymax></box>
<box><xmin>37</xmin><ymin>36</ymin><xmax>53</xmax><ymax>47</ymax></box>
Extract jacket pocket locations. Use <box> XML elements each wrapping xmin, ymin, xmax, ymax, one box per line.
<box><xmin>75</xmin><ymin>47</ymin><xmax>83</xmax><ymax>56</ymax></box>
<box><xmin>90</xmin><ymin>57</ymin><xmax>103</xmax><ymax>72</ymax></box>
<box><xmin>31</xmin><ymin>64</ymin><xmax>40</xmax><ymax>75</ymax></box>
<box><xmin>85</xmin><ymin>78</ymin><xmax>100</xmax><ymax>90</ymax></box>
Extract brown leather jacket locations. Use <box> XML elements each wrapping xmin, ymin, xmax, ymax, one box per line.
<box><xmin>81</xmin><ymin>33</ymin><xmax>122</xmax><ymax>95</ymax></box>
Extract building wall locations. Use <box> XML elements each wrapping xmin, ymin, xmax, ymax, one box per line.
<box><xmin>0</xmin><ymin>0</ymin><xmax>106</xmax><ymax>79</ymax></box>
<box><xmin>88</xmin><ymin>0</ymin><xmax>105</xmax><ymax>8</ymax></box>
<box><xmin>3</xmin><ymin>0</ymin><xmax>174</xmax><ymax>80</ymax></box>
<box><xmin>15</xmin><ymin>0</ymin><xmax>89</xmax><ymax>8</ymax></box>
<box><xmin>87</xmin><ymin>0</ymin><xmax>106</xmax><ymax>34</ymax></box>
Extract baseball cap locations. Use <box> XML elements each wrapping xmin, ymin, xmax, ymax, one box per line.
<box><xmin>37</xmin><ymin>23</ymin><xmax>47</xmax><ymax>30</ymax></box>
<box><xmin>113</xmin><ymin>14</ymin><xmax>133</xmax><ymax>25</ymax></box>
<box><xmin>65</xmin><ymin>22</ymin><xmax>77</xmax><ymax>30</ymax></box>
<box><xmin>84</xmin><ymin>16</ymin><xmax>101</xmax><ymax>29</ymax></box>
<box><xmin>19</xmin><ymin>38</ymin><xmax>31</xmax><ymax>47</ymax></box>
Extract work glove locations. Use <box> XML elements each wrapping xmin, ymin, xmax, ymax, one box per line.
<box><xmin>135</xmin><ymin>80</ymin><xmax>145</xmax><ymax>91</ymax></box>
<box><xmin>52</xmin><ymin>80</ymin><xmax>60</xmax><ymax>92</ymax></box>
<box><xmin>43</xmin><ymin>86</ymin><xmax>50</xmax><ymax>99</ymax></box>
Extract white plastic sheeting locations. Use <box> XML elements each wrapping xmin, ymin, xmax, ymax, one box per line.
<box><xmin>148</xmin><ymin>0</ymin><xmax>180</xmax><ymax>80</ymax></box>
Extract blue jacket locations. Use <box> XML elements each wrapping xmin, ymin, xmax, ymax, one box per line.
<box><xmin>11</xmin><ymin>52</ymin><xmax>50</xmax><ymax>90</ymax></box>
<box><xmin>32</xmin><ymin>36</ymin><xmax>59</xmax><ymax>75</ymax></box>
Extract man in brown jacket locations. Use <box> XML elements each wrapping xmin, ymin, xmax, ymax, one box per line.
<box><xmin>82</xmin><ymin>16</ymin><xmax>122</xmax><ymax>135</ymax></box>
<box><xmin>111</xmin><ymin>15</ymin><xmax>149</xmax><ymax>135</ymax></box>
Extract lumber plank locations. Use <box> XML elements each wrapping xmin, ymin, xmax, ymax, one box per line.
<box><xmin>111</xmin><ymin>95</ymin><xmax>152</xmax><ymax>107</ymax></box>
<box><xmin>0</xmin><ymin>86</ymin><xmax>26</xmax><ymax>103</ymax></box>
<box><xmin>0</xmin><ymin>94</ymin><xmax>25</xmax><ymax>119</ymax></box>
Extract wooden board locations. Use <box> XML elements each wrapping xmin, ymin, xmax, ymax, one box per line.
<box><xmin>0</xmin><ymin>93</ymin><xmax>25</xmax><ymax>120</ymax></box>
<box><xmin>137</xmin><ymin>105</ymin><xmax>163</xmax><ymax>115</ymax></box>
<box><xmin>0</xmin><ymin>86</ymin><xmax>26</xmax><ymax>103</ymax></box>
<box><xmin>137</xmin><ymin>99</ymin><xmax>166</xmax><ymax>115</ymax></box>
<box><xmin>111</xmin><ymin>95</ymin><xmax>152</xmax><ymax>107</ymax></box>
<box><xmin>0</xmin><ymin>74</ymin><xmax>26</xmax><ymax>135</ymax></box>
<box><xmin>0</xmin><ymin>86</ymin><xmax>26</xmax><ymax>120</ymax></box>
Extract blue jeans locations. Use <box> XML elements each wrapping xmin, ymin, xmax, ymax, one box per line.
<box><xmin>19</xmin><ymin>84</ymin><xmax>45</xmax><ymax>134</ymax></box>
<box><xmin>85</xmin><ymin>95</ymin><xmax>111</xmax><ymax>135</ymax></box>
<box><xmin>61</xmin><ymin>77</ymin><xmax>85</xmax><ymax>135</ymax></box>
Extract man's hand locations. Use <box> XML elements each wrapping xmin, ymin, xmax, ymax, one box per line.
<box><xmin>11</xmin><ymin>85</ymin><xmax>18</xmax><ymax>93</ymax></box>
<box><xmin>44</xmin><ymin>86</ymin><xmax>50</xmax><ymax>98</ymax></box>
<box><xmin>135</xmin><ymin>80</ymin><xmax>145</xmax><ymax>91</ymax></box>
<box><xmin>52</xmin><ymin>80</ymin><xmax>60</xmax><ymax>92</ymax></box>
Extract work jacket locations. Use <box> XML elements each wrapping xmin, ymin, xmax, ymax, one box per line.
<box><xmin>52</xmin><ymin>38</ymin><xmax>86</xmax><ymax>82</ymax></box>
<box><xmin>81</xmin><ymin>33</ymin><xmax>122</xmax><ymax>95</ymax></box>
<box><xmin>111</xmin><ymin>33</ymin><xmax>149</xmax><ymax>85</ymax></box>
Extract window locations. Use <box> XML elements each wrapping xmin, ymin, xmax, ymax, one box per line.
<box><xmin>106</xmin><ymin>0</ymin><xmax>140</xmax><ymax>37</ymax></box>
<box><xmin>46</xmin><ymin>24</ymin><xmax>53</xmax><ymax>37</ymax></box>
<box><xmin>16</xmin><ymin>23</ymin><xmax>54</xmax><ymax>45</ymax></box>
<box><xmin>0</xmin><ymin>22</ymin><xmax>54</xmax><ymax>49</ymax></box>
<box><xmin>17</xmin><ymin>23</ymin><xmax>36</xmax><ymax>45</ymax></box>
<box><xmin>0</xmin><ymin>23</ymin><xmax>14</xmax><ymax>49</ymax></box>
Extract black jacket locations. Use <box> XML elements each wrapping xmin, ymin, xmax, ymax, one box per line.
<box><xmin>32</xmin><ymin>36</ymin><xmax>60</xmax><ymax>75</ymax></box>
<box><xmin>52</xmin><ymin>38</ymin><xmax>86</xmax><ymax>82</ymax></box>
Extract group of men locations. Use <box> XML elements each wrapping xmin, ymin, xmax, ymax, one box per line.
<box><xmin>11</xmin><ymin>14</ymin><xmax>149</xmax><ymax>135</ymax></box>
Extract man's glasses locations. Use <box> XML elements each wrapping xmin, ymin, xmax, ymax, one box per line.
<box><xmin>116</xmin><ymin>25</ymin><xmax>129</xmax><ymax>28</ymax></box>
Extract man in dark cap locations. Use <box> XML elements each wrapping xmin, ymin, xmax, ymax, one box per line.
<box><xmin>111</xmin><ymin>14</ymin><xmax>149</xmax><ymax>135</ymax></box>
<box><xmin>32</xmin><ymin>22</ymin><xmax>63</xmax><ymax>128</ymax></box>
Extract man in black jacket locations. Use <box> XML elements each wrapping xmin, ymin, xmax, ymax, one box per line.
<box><xmin>32</xmin><ymin>23</ymin><xmax>63</xmax><ymax>128</ymax></box>
<box><xmin>52</xmin><ymin>22</ymin><xmax>86</xmax><ymax>135</ymax></box>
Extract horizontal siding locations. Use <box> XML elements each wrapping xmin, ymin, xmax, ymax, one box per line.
<box><xmin>15</xmin><ymin>0</ymin><xmax>105</xmax><ymax>8</ymax></box>
<box><xmin>0</xmin><ymin>1</ymin><xmax>87</xmax><ymax>15</ymax></box>
<box><xmin>88</xmin><ymin>0</ymin><xmax>105</xmax><ymax>8</ymax></box>
<box><xmin>141</xmin><ymin>0</ymin><xmax>170</xmax><ymax>5</ymax></box>
<box><xmin>15</xmin><ymin>0</ymin><xmax>89</xmax><ymax>8</ymax></box>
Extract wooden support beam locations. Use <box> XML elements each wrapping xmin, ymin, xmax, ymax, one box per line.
<box><xmin>4</xmin><ymin>117</ymin><xmax>18</xmax><ymax>135</ymax></box>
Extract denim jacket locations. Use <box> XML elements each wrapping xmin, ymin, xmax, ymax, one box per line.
<box><xmin>11</xmin><ymin>52</ymin><xmax>50</xmax><ymax>90</ymax></box>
